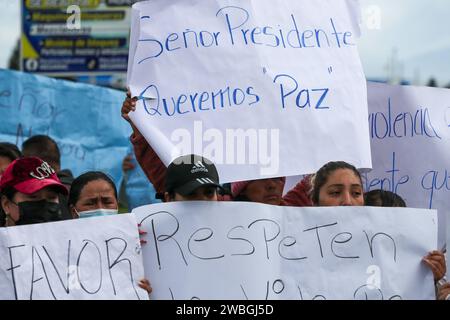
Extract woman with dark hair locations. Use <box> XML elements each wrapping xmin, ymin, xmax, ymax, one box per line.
<box><xmin>68</xmin><ymin>171</ymin><xmax>152</xmax><ymax>295</ymax></box>
<box><xmin>311</xmin><ymin>161</ymin><xmax>446</xmax><ymax>291</ymax></box>
<box><xmin>310</xmin><ymin>161</ymin><xmax>364</xmax><ymax>206</ymax></box>
<box><xmin>0</xmin><ymin>143</ymin><xmax>23</xmax><ymax>227</ymax></box>
<box><xmin>68</xmin><ymin>171</ymin><xmax>119</xmax><ymax>219</ymax></box>
<box><xmin>0</xmin><ymin>142</ymin><xmax>22</xmax><ymax>179</ymax></box>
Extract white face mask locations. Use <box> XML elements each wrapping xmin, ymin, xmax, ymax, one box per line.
<box><xmin>76</xmin><ymin>208</ymin><xmax>118</xmax><ymax>219</ymax></box>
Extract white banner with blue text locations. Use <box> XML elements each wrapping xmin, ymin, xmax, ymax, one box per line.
<box><xmin>127</xmin><ymin>0</ymin><xmax>371</xmax><ymax>183</ymax></box>
<box><xmin>365</xmin><ymin>82</ymin><xmax>450</xmax><ymax>248</ymax></box>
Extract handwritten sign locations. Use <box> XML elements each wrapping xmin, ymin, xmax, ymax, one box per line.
<box><xmin>127</xmin><ymin>0</ymin><xmax>372</xmax><ymax>183</ymax></box>
<box><xmin>0</xmin><ymin>214</ymin><xmax>147</xmax><ymax>300</ymax></box>
<box><xmin>133</xmin><ymin>202</ymin><xmax>437</xmax><ymax>300</ymax></box>
<box><xmin>0</xmin><ymin>69</ymin><xmax>132</xmax><ymax>186</ymax></box>
<box><xmin>364</xmin><ymin>82</ymin><xmax>450</xmax><ymax>248</ymax></box>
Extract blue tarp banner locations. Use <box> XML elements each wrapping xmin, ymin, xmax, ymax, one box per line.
<box><xmin>124</xmin><ymin>146</ymin><xmax>161</xmax><ymax>211</ymax></box>
<box><xmin>0</xmin><ymin>69</ymin><xmax>132</xmax><ymax>187</ymax></box>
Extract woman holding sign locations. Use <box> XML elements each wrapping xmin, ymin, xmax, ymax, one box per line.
<box><xmin>67</xmin><ymin>171</ymin><xmax>153</xmax><ymax>296</ymax></box>
<box><xmin>310</xmin><ymin>161</ymin><xmax>447</xmax><ymax>294</ymax></box>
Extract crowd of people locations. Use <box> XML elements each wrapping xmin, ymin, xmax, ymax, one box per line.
<box><xmin>0</xmin><ymin>92</ymin><xmax>447</xmax><ymax>300</ymax></box>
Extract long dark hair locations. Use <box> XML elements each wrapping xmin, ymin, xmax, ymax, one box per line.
<box><xmin>0</xmin><ymin>143</ymin><xmax>22</xmax><ymax>161</ymax></box>
<box><xmin>0</xmin><ymin>142</ymin><xmax>22</xmax><ymax>227</ymax></box>
<box><xmin>311</xmin><ymin>161</ymin><xmax>362</xmax><ymax>205</ymax></box>
<box><xmin>68</xmin><ymin>171</ymin><xmax>117</xmax><ymax>207</ymax></box>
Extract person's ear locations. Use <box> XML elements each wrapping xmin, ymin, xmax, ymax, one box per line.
<box><xmin>70</xmin><ymin>205</ymin><xmax>79</xmax><ymax>219</ymax></box>
<box><xmin>1</xmin><ymin>195</ymin><xmax>13</xmax><ymax>215</ymax></box>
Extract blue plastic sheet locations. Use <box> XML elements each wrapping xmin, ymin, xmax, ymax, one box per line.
<box><xmin>0</xmin><ymin>69</ymin><xmax>132</xmax><ymax>187</ymax></box>
<box><xmin>124</xmin><ymin>146</ymin><xmax>161</xmax><ymax>211</ymax></box>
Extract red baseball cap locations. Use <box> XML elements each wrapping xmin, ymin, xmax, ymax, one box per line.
<box><xmin>0</xmin><ymin>157</ymin><xmax>68</xmax><ymax>195</ymax></box>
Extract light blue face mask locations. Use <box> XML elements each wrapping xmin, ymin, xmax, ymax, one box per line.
<box><xmin>77</xmin><ymin>208</ymin><xmax>118</xmax><ymax>219</ymax></box>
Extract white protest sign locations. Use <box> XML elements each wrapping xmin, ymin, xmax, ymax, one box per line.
<box><xmin>0</xmin><ymin>214</ymin><xmax>147</xmax><ymax>300</ymax></box>
<box><xmin>127</xmin><ymin>0</ymin><xmax>372</xmax><ymax>183</ymax></box>
<box><xmin>364</xmin><ymin>82</ymin><xmax>450</xmax><ymax>249</ymax></box>
<box><xmin>133</xmin><ymin>202</ymin><xmax>437</xmax><ymax>300</ymax></box>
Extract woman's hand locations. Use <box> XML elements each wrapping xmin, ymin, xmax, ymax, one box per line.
<box><xmin>437</xmin><ymin>282</ymin><xmax>450</xmax><ymax>300</ymax></box>
<box><xmin>138</xmin><ymin>278</ymin><xmax>152</xmax><ymax>295</ymax></box>
<box><xmin>121</xmin><ymin>88</ymin><xmax>137</xmax><ymax>123</ymax></box>
<box><xmin>423</xmin><ymin>250</ymin><xmax>446</xmax><ymax>281</ymax></box>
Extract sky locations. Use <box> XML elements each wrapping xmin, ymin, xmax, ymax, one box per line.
<box><xmin>0</xmin><ymin>0</ymin><xmax>449</xmax><ymax>86</ymax></box>
<box><xmin>0</xmin><ymin>1</ymin><xmax>20</xmax><ymax>69</ymax></box>
<box><xmin>357</xmin><ymin>0</ymin><xmax>450</xmax><ymax>86</ymax></box>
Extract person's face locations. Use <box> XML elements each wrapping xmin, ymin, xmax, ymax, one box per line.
<box><xmin>71</xmin><ymin>180</ymin><xmax>118</xmax><ymax>218</ymax></box>
<box><xmin>1</xmin><ymin>187</ymin><xmax>60</xmax><ymax>226</ymax></box>
<box><xmin>317</xmin><ymin>169</ymin><xmax>364</xmax><ymax>206</ymax></box>
<box><xmin>244</xmin><ymin>178</ymin><xmax>285</xmax><ymax>205</ymax></box>
<box><xmin>165</xmin><ymin>185</ymin><xmax>218</xmax><ymax>202</ymax></box>
<box><xmin>0</xmin><ymin>156</ymin><xmax>12</xmax><ymax>179</ymax></box>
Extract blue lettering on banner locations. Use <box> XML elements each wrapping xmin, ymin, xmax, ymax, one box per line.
<box><xmin>139</xmin><ymin>84</ymin><xmax>261</xmax><ymax>117</ymax></box>
<box><xmin>364</xmin><ymin>151</ymin><xmax>450</xmax><ymax>209</ymax></box>
<box><xmin>421</xmin><ymin>169</ymin><xmax>450</xmax><ymax>209</ymax></box>
<box><xmin>137</xmin><ymin>6</ymin><xmax>354</xmax><ymax>63</ymax></box>
<box><xmin>363</xmin><ymin>152</ymin><xmax>410</xmax><ymax>194</ymax></box>
<box><xmin>138</xmin><ymin>76</ymin><xmax>334</xmax><ymax>117</ymax></box>
<box><xmin>368</xmin><ymin>98</ymin><xmax>441</xmax><ymax>140</ymax></box>
<box><xmin>273</xmin><ymin>74</ymin><xmax>331</xmax><ymax>110</ymax></box>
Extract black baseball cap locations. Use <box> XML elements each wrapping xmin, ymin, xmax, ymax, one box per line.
<box><xmin>165</xmin><ymin>154</ymin><xmax>221</xmax><ymax>196</ymax></box>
